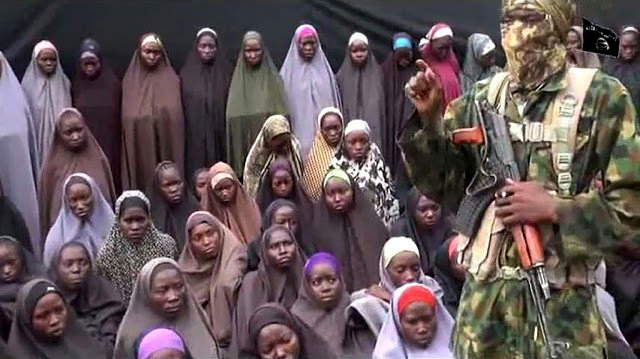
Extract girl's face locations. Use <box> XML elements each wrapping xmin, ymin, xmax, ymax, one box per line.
<box><xmin>148</xmin><ymin>267</ymin><xmax>186</xmax><ymax>318</ymax></box>
<box><xmin>197</xmin><ymin>34</ymin><xmax>217</xmax><ymax>64</ymax></box>
<box><xmin>323</xmin><ymin>178</ymin><xmax>353</xmax><ymax>214</ymax></box>
<box><xmin>270</xmin><ymin>205</ymin><xmax>298</xmax><ymax>234</ymax></box>
<box><xmin>31</xmin><ymin>292</ymin><xmax>68</xmax><ymax>342</ymax></box>
<box><xmin>119</xmin><ymin>207</ymin><xmax>150</xmax><ymax>243</ymax></box>
<box><xmin>320</xmin><ymin>113</ymin><xmax>342</xmax><ymax>147</ymax></box>
<box><xmin>66</xmin><ymin>182</ymin><xmax>93</xmax><ymax>220</ymax></box>
<box><xmin>270</xmin><ymin>169</ymin><xmax>293</xmax><ymax>198</ymax></box>
<box><xmin>257</xmin><ymin>323</ymin><xmax>301</xmax><ymax>359</ymax></box>
<box><xmin>56</xmin><ymin>244</ymin><xmax>91</xmax><ymax>291</ymax></box>
<box><xmin>399</xmin><ymin>301</ymin><xmax>437</xmax><ymax>348</ymax></box>
<box><xmin>344</xmin><ymin>130</ymin><xmax>370</xmax><ymax>163</ymax></box>
<box><xmin>387</xmin><ymin>251</ymin><xmax>421</xmax><ymax>288</ymax></box>
<box><xmin>213</xmin><ymin>178</ymin><xmax>237</xmax><ymax>204</ymax></box>
<box><xmin>307</xmin><ymin>263</ymin><xmax>342</xmax><ymax>310</ymax></box>
<box><xmin>36</xmin><ymin>49</ymin><xmax>58</xmax><ymax>76</ymax></box>
<box><xmin>189</xmin><ymin>222</ymin><xmax>221</xmax><ymax>262</ymax></box>
<box><xmin>349</xmin><ymin>40</ymin><xmax>368</xmax><ymax>67</ymax></box>
<box><xmin>0</xmin><ymin>242</ymin><xmax>22</xmax><ymax>283</ymax></box>
<box><xmin>265</xmin><ymin>229</ymin><xmax>297</xmax><ymax>271</ymax></box>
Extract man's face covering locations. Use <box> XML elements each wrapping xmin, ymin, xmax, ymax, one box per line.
<box><xmin>501</xmin><ymin>0</ymin><xmax>575</xmax><ymax>91</ymax></box>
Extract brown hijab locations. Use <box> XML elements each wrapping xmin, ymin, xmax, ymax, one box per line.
<box><xmin>121</xmin><ymin>33</ymin><xmax>184</xmax><ymax>190</ymax></box>
<box><xmin>178</xmin><ymin>211</ymin><xmax>247</xmax><ymax>345</ymax></box>
<box><xmin>201</xmin><ymin>162</ymin><xmax>261</xmax><ymax>244</ymax></box>
<box><xmin>37</xmin><ymin>107</ymin><xmax>115</xmax><ymax>240</ymax></box>
<box><xmin>231</xmin><ymin>226</ymin><xmax>305</xmax><ymax>357</ymax></box>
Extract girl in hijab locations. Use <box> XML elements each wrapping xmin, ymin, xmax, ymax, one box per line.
<box><xmin>421</xmin><ymin>23</ymin><xmax>461</xmax><ymax>112</ymax></box>
<box><xmin>178</xmin><ymin>211</ymin><xmax>247</xmax><ymax>348</ymax></box>
<box><xmin>300</xmin><ymin>107</ymin><xmax>344</xmax><ymax>202</ymax></box>
<box><xmin>50</xmin><ymin>241</ymin><xmax>125</xmax><ymax>350</ymax></box>
<box><xmin>232</xmin><ymin>226</ymin><xmax>305</xmax><ymax>357</ymax></box>
<box><xmin>136</xmin><ymin>327</ymin><xmax>191</xmax><ymax>359</ymax></box>
<box><xmin>0</xmin><ymin>181</ymin><xmax>33</xmax><ymax>253</ymax></box>
<box><xmin>243</xmin><ymin>114</ymin><xmax>303</xmax><ymax>198</ymax></box>
<box><xmin>227</xmin><ymin>31</ymin><xmax>288</xmax><ymax>175</ymax></box>
<box><xmin>381</xmin><ymin>33</ymin><xmax>417</xmax><ymax>178</ymax></box>
<box><xmin>280</xmin><ymin>24</ymin><xmax>341</xmax><ymax>156</ymax></box>
<box><xmin>7</xmin><ymin>279</ymin><xmax>110</xmax><ymax>358</ymax></box>
<box><xmin>202</xmin><ymin>162</ymin><xmax>261</xmax><ymax>244</ymax></box>
<box><xmin>312</xmin><ymin>169</ymin><xmax>388</xmax><ymax>292</ymax></box>
<box><xmin>148</xmin><ymin>161</ymin><xmax>198</xmax><ymax>250</ymax></box>
<box><xmin>96</xmin><ymin>191</ymin><xmax>177</xmax><ymax>302</ymax></box>
<box><xmin>37</xmin><ymin>107</ymin><xmax>115</xmax><ymax>239</ymax></box>
<box><xmin>192</xmin><ymin>167</ymin><xmax>211</xmax><ymax>203</ymax></box>
<box><xmin>72</xmin><ymin>38</ymin><xmax>122</xmax><ymax>192</ymax></box>
<box><xmin>247</xmin><ymin>199</ymin><xmax>316</xmax><ymax>271</ymax></box>
<box><xmin>460</xmin><ymin>33</ymin><xmax>501</xmax><ymax>93</ymax></box>
<box><xmin>114</xmin><ymin>258</ymin><xmax>220</xmax><ymax>359</ymax></box>
<box><xmin>291</xmin><ymin>252</ymin><xmax>350</xmax><ymax>357</ymax></box>
<box><xmin>336</xmin><ymin>32</ymin><xmax>385</xmax><ymax>145</ymax></box>
<box><xmin>181</xmin><ymin>28</ymin><xmax>232</xmax><ymax>178</ymax></box>
<box><xmin>331</xmin><ymin>119</ymin><xmax>399</xmax><ymax>226</ymax></box>
<box><xmin>373</xmin><ymin>283</ymin><xmax>454</xmax><ymax>359</ymax></box>
<box><xmin>248</xmin><ymin>303</ymin><xmax>336</xmax><ymax>359</ymax></box>
<box><xmin>344</xmin><ymin>236</ymin><xmax>443</xmax><ymax>357</ymax></box>
<box><xmin>121</xmin><ymin>33</ymin><xmax>184</xmax><ymax>190</ymax></box>
<box><xmin>390</xmin><ymin>187</ymin><xmax>453</xmax><ymax>276</ymax></box>
<box><xmin>21</xmin><ymin>40</ymin><xmax>72</xmax><ymax>165</ymax></box>
<box><xmin>0</xmin><ymin>52</ymin><xmax>40</xmax><ymax>252</ymax></box>
<box><xmin>433</xmin><ymin>236</ymin><xmax>465</xmax><ymax>316</ymax></box>
<box><xmin>566</xmin><ymin>26</ymin><xmax>602</xmax><ymax>69</ymax></box>
<box><xmin>256</xmin><ymin>157</ymin><xmax>313</xmax><ymax>216</ymax></box>
<box><xmin>43</xmin><ymin>173</ymin><xmax>114</xmax><ymax>268</ymax></box>
<box><xmin>0</xmin><ymin>236</ymin><xmax>44</xmax><ymax>320</ymax></box>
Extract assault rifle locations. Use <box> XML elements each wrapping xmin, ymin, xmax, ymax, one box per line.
<box><xmin>451</xmin><ymin>100</ymin><xmax>569</xmax><ymax>359</ymax></box>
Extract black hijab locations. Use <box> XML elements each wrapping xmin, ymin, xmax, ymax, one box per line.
<box><xmin>0</xmin><ymin>236</ymin><xmax>44</xmax><ymax>317</ymax></box>
<box><xmin>0</xmin><ymin>187</ymin><xmax>33</xmax><ymax>253</ymax></box>
<box><xmin>180</xmin><ymin>28</ymin><xmax>232</xmax><ymax>178</ymax></box>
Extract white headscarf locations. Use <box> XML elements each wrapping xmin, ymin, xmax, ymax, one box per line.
<box><xmin>373</xmin><ymin>282</ymin><xmax>454</xmax><ymax>359</ymax></box>
<box><xmin>43</xmin><ymin>173</ymin><xmax>114</xmax><ymax>267</ymax></box>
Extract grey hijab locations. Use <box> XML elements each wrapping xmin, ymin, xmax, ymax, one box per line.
<box><xmin>280</xmin><ymin>24</ymin><xmax>341</xmax><ymax>157</ymax></box>
<box><xmin>20</xmin><ymin>40</ymin><xmax>72</xmax><ymax>166</ymax></box>
<box><xmin>460</xmin><ymin>33</ymin><xmax>501</xmax><ymax>93</ymax></box>
<box><xmin>0</xmin><ymin>51</ymin><xmax>41</xmax><ymax>253</ymax></box>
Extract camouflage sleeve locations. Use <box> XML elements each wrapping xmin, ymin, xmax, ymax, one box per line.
<box><xmin>398</xmin><ymin>90</ymin><xmax>480</xmax><ymax>210</ymax></box>
<box><xmin>555</xmin><ymin>73</ymin><xmax>640</xmax><ymax>261</ymax></box>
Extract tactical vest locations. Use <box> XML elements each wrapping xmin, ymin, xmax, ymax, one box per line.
<box><xmin>457</xmin><ymin>68</ymin><xmax>602</xmax><ymax>288</ymax></box>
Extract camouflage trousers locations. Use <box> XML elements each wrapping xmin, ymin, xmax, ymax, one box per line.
<box><xmin>452</xmin><ymin>275</ymin><xmax>608</xmax><ymax>359</ymax></box>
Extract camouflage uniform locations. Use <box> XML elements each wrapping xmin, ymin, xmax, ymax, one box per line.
<box><xmin>399</xmin><ymin>68</ymin><xmax>640</xmax><ymax>358</ymax></box>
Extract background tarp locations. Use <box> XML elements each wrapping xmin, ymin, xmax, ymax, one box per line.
<box><xmin>1</xmin><ymin>0</ymin><xmax>635</xmax><ymax>79</ymax></box>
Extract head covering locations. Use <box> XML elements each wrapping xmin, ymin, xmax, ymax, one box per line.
<box><xmin>43</xmin><ymin>173</ymin><xmax>115</xmax><ymax>268</ymax></box>
<box><xmin>72</xmin><ymin>38</ymin><xmax>122</xmax><ymax>192</ymax></box>
<box><xmin>373</xmin><ymin>282</ymin><xmax>454</xmax><ymax>359</ymax></box>
<box><xmin>382</xmin><ymin>236</ymin><xmax>420</xmax><ymax>268</ymax></box>
<box><xmin>180</xmin><ymin>28</ymin><xmax>232</xmax><ymax>178</ymax></box>
<box><xmin>337</xmin><ymin>32</ymin><xmax>385</xmax><ymax>145</ymax></box>
<box><xmin>226</xmin><ymin>31</ymin><xmax>289</xmax><ymax>175</ymax></box>
<box><xmin>232</xmin><ymin>226</ymin><xmax>304</xmax><ymax>356</ymax></box>
<box><xmin>121</xmin><ymin>32</ymin><xmax>184</xmax><ymax>190</ymax></box>
<box><xmin>243</xmin><ymin>114</ymin><xmax>303</xmax><ymax>198</ymax></box>
<box><xmin>389</xmin><ymin>187</ymin><xmax>452</xmax><ymax>275</ymax></box>
<box><xmin>566</xmin><ymin>26</ymin><xmax>601</xmax><ymax>69</ymax></box>
<box><xmin>301</xmin><ymin>107</ymin><xmax>344</xmax><ymax>202</ymax></box>
<box><xmin>247</xmin><ymin>303</ymin><xmax>337</xmax><ymax>359</ymax></box>
<box><xmin>95</xmin><ymin>191</ymin><xmax>177</xmax><ymax>302</ymax></box>
<box><xmin>137</xmin><ymin>328</ymin><xmax>186</xmax><ymax>359</ymax></box>
<box><xmin>500</xmin><ymin>0</ymin><xmax>573</xmax><ymax>91</ymax></box>
<box><xmin>256</xmin><ymin>157</ymin><xmax>313</xmax><ymax>221</ymax></box>
<box><xmin>113</xmin><ymin>258</ymin><xmax>219</xmax><ymax>359</ymax></box>
<box><xmin>291</xmin><ymin>252</ymin><xmax>350</xmax><ymax>357</ymax></box>
<box><xmin>344</xmin><ymin>119</ymin><xmax>371</xmax><ymax>135</ymax></box>
<box><xmin>280</xmin><ymin>24</ymin><xmax>341</xmax><ymax>157</ymax></box>
<box><xmin>0</xmin><ymin>236</ymin><xmax>44</xmax><ymax>316</ymax></box>
<box><xmin>49</xmin><ymin>241</ymin><xmax>125</xmax><ymax>348</ymax></box>
<box><xmin>0</xmin><ymin>51</ymin><xmax>40</xmax><ymax>252</ymax></box>
<box><xmin>147</xmin><ymin>161</ymin><xmax>198</xmax><ymax>250</ymax></box>
<box><xmin>0</xmin><ymin>192</ymin><xmax>33</xmax><ymax>254</ymax></box>
<box><xmin>37</xmin><ymin>108</ymin><xmax>116</xmax><ymax>240</ymax></box>
<box><xmin>422</xmin><ymin>23</ymin><xmax>461</xmax><ymax>113</ymax></box>
<box><xmin>460</xmin><ymin>33</ymin><xmax>501</xmax><ymax>93</ymax></box>
<box><xmin>312</xmin><ymin>169</ymin><xmax>389</xmax><ymax>292</ymax></box>
<box><xmin>178</xmin><ymin>211</ymin><xmax>247</xmax><ymax>343</ymax></box>
<box><xmin>202</xmin><ymin>162</ymin><xmax>261</xmax><ymax>244</ymax></box>
<box><xmin>7</xmin><ymin>278</ymin><xmax>109</xmax><ymax>359</ymax></box>
<box><xmin>21</xmin><ymin>40</ymin><xmax>72</xmax><ymax>165</ymax></box>
<box><xmin>331</xmin><ymin>136</ymin><xmax>399</xmax><ymax>227</ymax></box>
<box><xmin>381</xmin><ymin>33</ymin><xmax>418</xmax><ymax>177</ymax></box>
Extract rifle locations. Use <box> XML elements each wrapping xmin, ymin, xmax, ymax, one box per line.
<box><xmin>451</xmin><ymin>100</ymin><xmax>569</xmax><ymax>359</ymax></box>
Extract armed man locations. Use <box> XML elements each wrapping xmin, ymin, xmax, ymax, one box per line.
<box><xmin>400</xmin><ymin>0</ymin><xmax>640</xmax><ymax>358</ymax></box>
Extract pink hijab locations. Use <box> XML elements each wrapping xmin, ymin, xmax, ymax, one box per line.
<box><xmin>422</xmin><ymin>23</ymin><xmax>461</xmax><ymax>113</ymax></box>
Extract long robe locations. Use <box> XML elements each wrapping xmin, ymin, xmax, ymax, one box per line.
<box><xmin>72</xmin><ymin>38</ymin><xmax>122</xmax><ymax>192</ymax></box>
<box><xmin>0</xmin><ymin>52</ymin><xmax>41</xmax><ymax>252</ymax></box>
<box><xmin>180</xmin><ymin>30</ymin><xmax>232</xmax><ymax>178</ymax></box>
<box><xmin>602</xmin><ymin>55</ymin><xmax>640</xmax><ymax>126</ymax></box>
<box><xmin>121</xmin><ymin>33</ymin><xmax>184</xmax><ymax>190</ymax></box>
<box><xmin>226</xmin><ymin>31</ymin><xmax>288</xmax><ymax>175</ymax></box>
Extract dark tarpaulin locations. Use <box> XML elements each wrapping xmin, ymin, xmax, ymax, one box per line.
<box><xmin>2</xmin><ymin>0</ymin><xmax>633</xmax><ymax>81</ymax></box>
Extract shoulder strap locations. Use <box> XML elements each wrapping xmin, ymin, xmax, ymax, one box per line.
<box><xmin>550</xmin><ymin>68</ymin><xmax>598</xmax><ymax>197</ymax></box>
<box><xmin>486</xmin><ymin>72</ymin><xmax>510</xmax><ymax>113</ymax></box>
